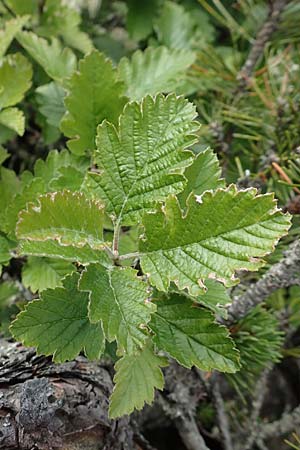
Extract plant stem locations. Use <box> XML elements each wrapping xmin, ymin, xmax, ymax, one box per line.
<box><xmin>118</xmin><ymin>252</ymin><xmax>140</xmax><ymax>261</ymax></box>
<box><xmin>112</xmin><ymin>219</ymin><xmax>121</xmax><ymax>260</ymax></box>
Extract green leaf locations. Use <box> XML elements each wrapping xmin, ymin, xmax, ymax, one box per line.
<box><xmin>171</xmin><ymin>279</ymin><xmax>231</xmax><ymax>318</ymax></box>
<box><xmin>61</xmin><ymin>50</ymin><xmax>127</xmax><ymax>155</ymax></box>
<box><xmin>0</xmin><ymin>234</ymin><xmax>15</xmax><ymax>270</ymax></box>
<box><xmin>18</xmin><ymin>239</ymin><xmax>110</xmax><ymax>265</ymax></box>
<box><xmin>154</xmin><ymin>1</ymin><xmax>214</xmax><ymax>50</ymax></box>
<box><xmin>37</xmin><ymin>0</ymin><xmax>93</xmax><ymax>54</ymax></box>
<box><xmin>140</xmin><ymin>187</ymin><xmax>291</xmax><ymax>296</ymax></box>
<box><xmin>196</xmin><ymin>279</ymin><xmax>231</xmax><ymax>317</ymax></box>
<box><xmin>118</xmin><ymin>46</ymin><xmax>195</xmax><ymax>101</ymax></box>
<box><xmin>126</xmin><ymin>0</ymin><xmax>160</xmax><ymax>41</ymax></box>
<box><xmin>109</xmin><ymin>343</ymin><xmax>167</xmax><ymax>418</ymax></box>
<box><xmin>17</xmin><ymin>31</ymin><xmax>76</xmax><ymax>83</ymax></box>
<box><xmin>84</xmin><ymin>94</ymin><xmax>198</xmax><ymax>225</ymax></box>
<box><xmin>33</xmin><ymin>148</ymin><xmax>88</xmax><ymax>187</ymax></box>
<box><xmin>150</xmin><ymin>294</ymin><xmax>239</xmax><ymax>372</ymax></box>
<box><xmin>0</xmin><ymin>53</ymin><xmax>32</xmax><ymax>108</ymax></box>
<box><xmin>0</xmin><ymin>15</ymin><xmax>29</xmax><ymax>58</ymax></box>
<box><xmin>0</xmin><ymin>107</ymin><xmax>25</xmax><ymax>135</ymax></box>
<box><xmin>10</xmin><ymin>273</ymin><xmax>105</xmax><ymax>362</ymax></box>
<box><xmin>4</xmin><ymin>177</ymin><xmax>47</xmax><ymax>237</ymax></box>
<box><xmin>36</xmin><ymin>82</ymin><xmax>66</xmax><ymax>128</ymax></box>
<box><xmin>0</xmin><ymin>167</ymin><xmax>22</xmax><ymax>232</ymax></box>
<box><xmin>5</xmin><ymin>0</ymin><xmax>37</xmax><ymax>15</ymax></box>
<box><xmin>16</xmin><ymin>190</ymin><xmax>105</xmax><ymax>251</ymax></box>
<box><xmin>79</xmin><ymin>264</ymin><xmax>155</xmax><ymax>354</ymax></box>
<box><xmin>178</xmin><ymin>149</ymin><xmax>225</xmax><ymax>206</ymax></box>
<box><xmin>0</xmin><ymin>281</ymin><xmax>19</xmax><ymax>307</ymax></box>
<box><xmin>22</xmin><ymin>256</ymin><xmax>75</xmax><ymax>292</ymax></box>
<box><xmin>0</xmin><ymin>146</ymin><xmax>9</xmax><ymax>165</ymax></box>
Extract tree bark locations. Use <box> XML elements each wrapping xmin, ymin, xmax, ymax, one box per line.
<box><xmin>0</xmin><ymin>340</ymin><xmax>134</xmax><ymax>450</ymax></box>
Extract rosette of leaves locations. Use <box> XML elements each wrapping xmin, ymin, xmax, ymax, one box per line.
<box><xmin>10</xmin><ymin>92</ymin><xmax>291</xmax><ymax>419</ymax></box>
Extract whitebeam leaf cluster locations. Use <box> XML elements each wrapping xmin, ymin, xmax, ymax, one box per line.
<box><xmin>8</xmin><ymin>81</ymin><xmax>291</xmax><ymax>418</ymax></box>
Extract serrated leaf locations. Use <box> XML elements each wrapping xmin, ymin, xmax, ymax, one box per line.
<box><xmin>140</xmin><ymin>187</ymin><xmax>291</xmax><ymax>296</ymax></box>
<box><xmin>178</xmin><ymin>149</ymin><xmax>225</xmax><ymax>206</ymax></box>
<box><xmin>16</xmin><ymin>190</ymin><xmax>105</xmax><ymax>251</ymax></box>
<box><xmin>33</xmin><ymin>148</ymin><xmax>88</xmax><ymax>187</ymax></box>
<box><xmin>17</xmin><ymin>31</ymin><xmax>76</xmax><ymax>83</ymax></box>
<box><xmin>0</xmin><ymin>53</ymin><xmax>32</xmax><ymax>108</ymax></box>
<box><xmin>61</xmin><ymin>50</ymin><xmax>127</xmax><ymax>155</ymax></box>
<box><xmin>84</xmin><ymin>94</ymin><xmax>198</xmax><ymax>225</ymax></box>
<box><xmin>4</xmin><ymin>177</ymin><xmax>47</xmax><ymax>236</ymax></box>
<box><xmin>36</xmin><ymin>82</ymin><xmax>66</xmax><ymax>128</ymax></box>
<box><xmin>196</xmin><ymin>279</ymin><xmax>231</xmax><ymax>318</ymax></box>
<box><xmin>154</xmin><ymin>1</ymin><xmax>214</xmax><ymax>50</ymax></box>
<box><xmin>22</xmin><ymin>256</ymin><xmax>75</xmax><ymax>292</ymax></box>
<box><xmin>10</xmin><ymin>273</ymin><xmax>105</xmax><ymax>362</ymax></box>
<box><xmin>109</xmin><ymin>343</ymin><xmax>167</xmax><ymax>418</ymax></box>
<box><xmin>18</xmin><ymin>239</ymin><xmax>111</xmax><ymax>265</ymax></box>
<box><xmin>150</xmin><ymin>294</ymin><xmax>239</xmax><ymax>372</ymax></box>
<box><xmin>0</xmin><ymin>107</ymin><xmax>25</xmax><ymax>135</ymax></box>
<box><xmin>79</xmin><ymin>264</ymin><xmax>155</xmax><ymax>354</ymax></box>
<box><xmin>37</xmin><ymin>0</ymin><xmax>93</xmax><ymax>54</ymax></box>
<box><xmin>118</xmin><ymin>46</ymin><xmax>195</xmax><ymax>101</ymax></box>
<box><xmin>0</xmin><ymin>15</ymin><xmax>29</xmax><ymax>58</ymax></box>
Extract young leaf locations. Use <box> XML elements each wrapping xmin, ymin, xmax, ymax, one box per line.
<box><xmin>33</xmin><ymin>148</ymin><xmax>88</xmax><ymax>187</ymax></box>
<box><xmin>37</xmin><ymin>0</ymin><xmax>93</xmax><ymax>54</ymax></box>
<box><xmin>0</xmin><ymin>53</ymin><xmax>32</xmax><ymax>108</ymax></box>
<box><xmin>84</xmin><ymin>94</ymin><xmax>198</xmax><ymax>225</ymax></box>
<box><xmin>140</xmin><ymin>187</ymin><xmax>291</xmax><ymax>296</ymax></box>
<box><xmin>17</xmin><ymin>190</ymin><xmax>104</xmax><ymax>249</ymax></box>
<box><xmin>0</xmin><ymin>167</ymin><xmax>21</xmax><ymax>230</ymax></box>
<box><xmin>154</xmin><ymin>1</ymin><xmax>214</xmax><ymax>50</ymax></box>
<box><xmin>0</xmin><ymin>15</ymin><xmax>29</xmax><ymax>58</ymax></box>
<box><xmin>4</xmin><ymin>177</ymin><xmax>46</xmax><ymax>237</ymax></box>
<box><xmin>17</xmin><ymin>31</ymin><xmax>76</xmax><ymax>83</ymax></box>
<box><xmin>109</xmin><ymin>343</ymin><xmax>168</xmax><ymax>418</ymax></box>
<box><xmin>22</xmin><ymin>256</ymin><xmax>75</xmax><ymax>292</ymax></box>
<box><xmin>0</xmin><ymin>235</ymin><xmax>15</xmax><ymax>271</ymax></box>
<box><xmin>79</xmin><ymin>264</ymin><xmax>156</xmax><ymax>354</ymax></box>
<box><xmin>118</xmin><ymin>46</ymin><xmax>196</xmax><ymax>101</ymax></box>
<box><xmin>0</xmin><ymin>107</ymin><xmax>24</xmax><ymax>135</ymax></box>
<box><xmin>61</xmin><ymin>50</ymin><xmax>127</xmax><ymax>155</ymax></box>
<box><xmin>149</xmin><ymin>295</ymin><xmax>239</xmax><ymax>372</ymax></box>
<box><xmin>10</xmin><ymin>273</ymin><xmax>105</xmax><ymax>362</ymax></box>
<box><xmin>126</xmin><ymin>0</ymin><xmax>160</xmax><ymax>41</ymax></box>
<box><xmin>36</xmin><ymin>82</ymin><xmax>66</xmax><ymax>128</ymax></box>
<box><xmin>4</xmin><ymin>0</ymin><xmax>37</xmax><ymax>15</ymax></box>
<box><xmin>178</xmin><ymin>148</ymin><xmax>225</xmax><ymax>206</ymax></box>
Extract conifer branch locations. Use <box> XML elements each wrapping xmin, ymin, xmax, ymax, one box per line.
<box><xmin>226</xmin><ymin>239</ymin><xmax>300</xmax><ymax>324</ymax></box>
<box><xmin>236</xmin><ymin>0</ymin><xmax>292</xmax><ymax>91</ymax></box>
<box><xmin>258</xmin><ymin>404</ymin><xmax>300</xmax><ymax>440</ymax></box>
